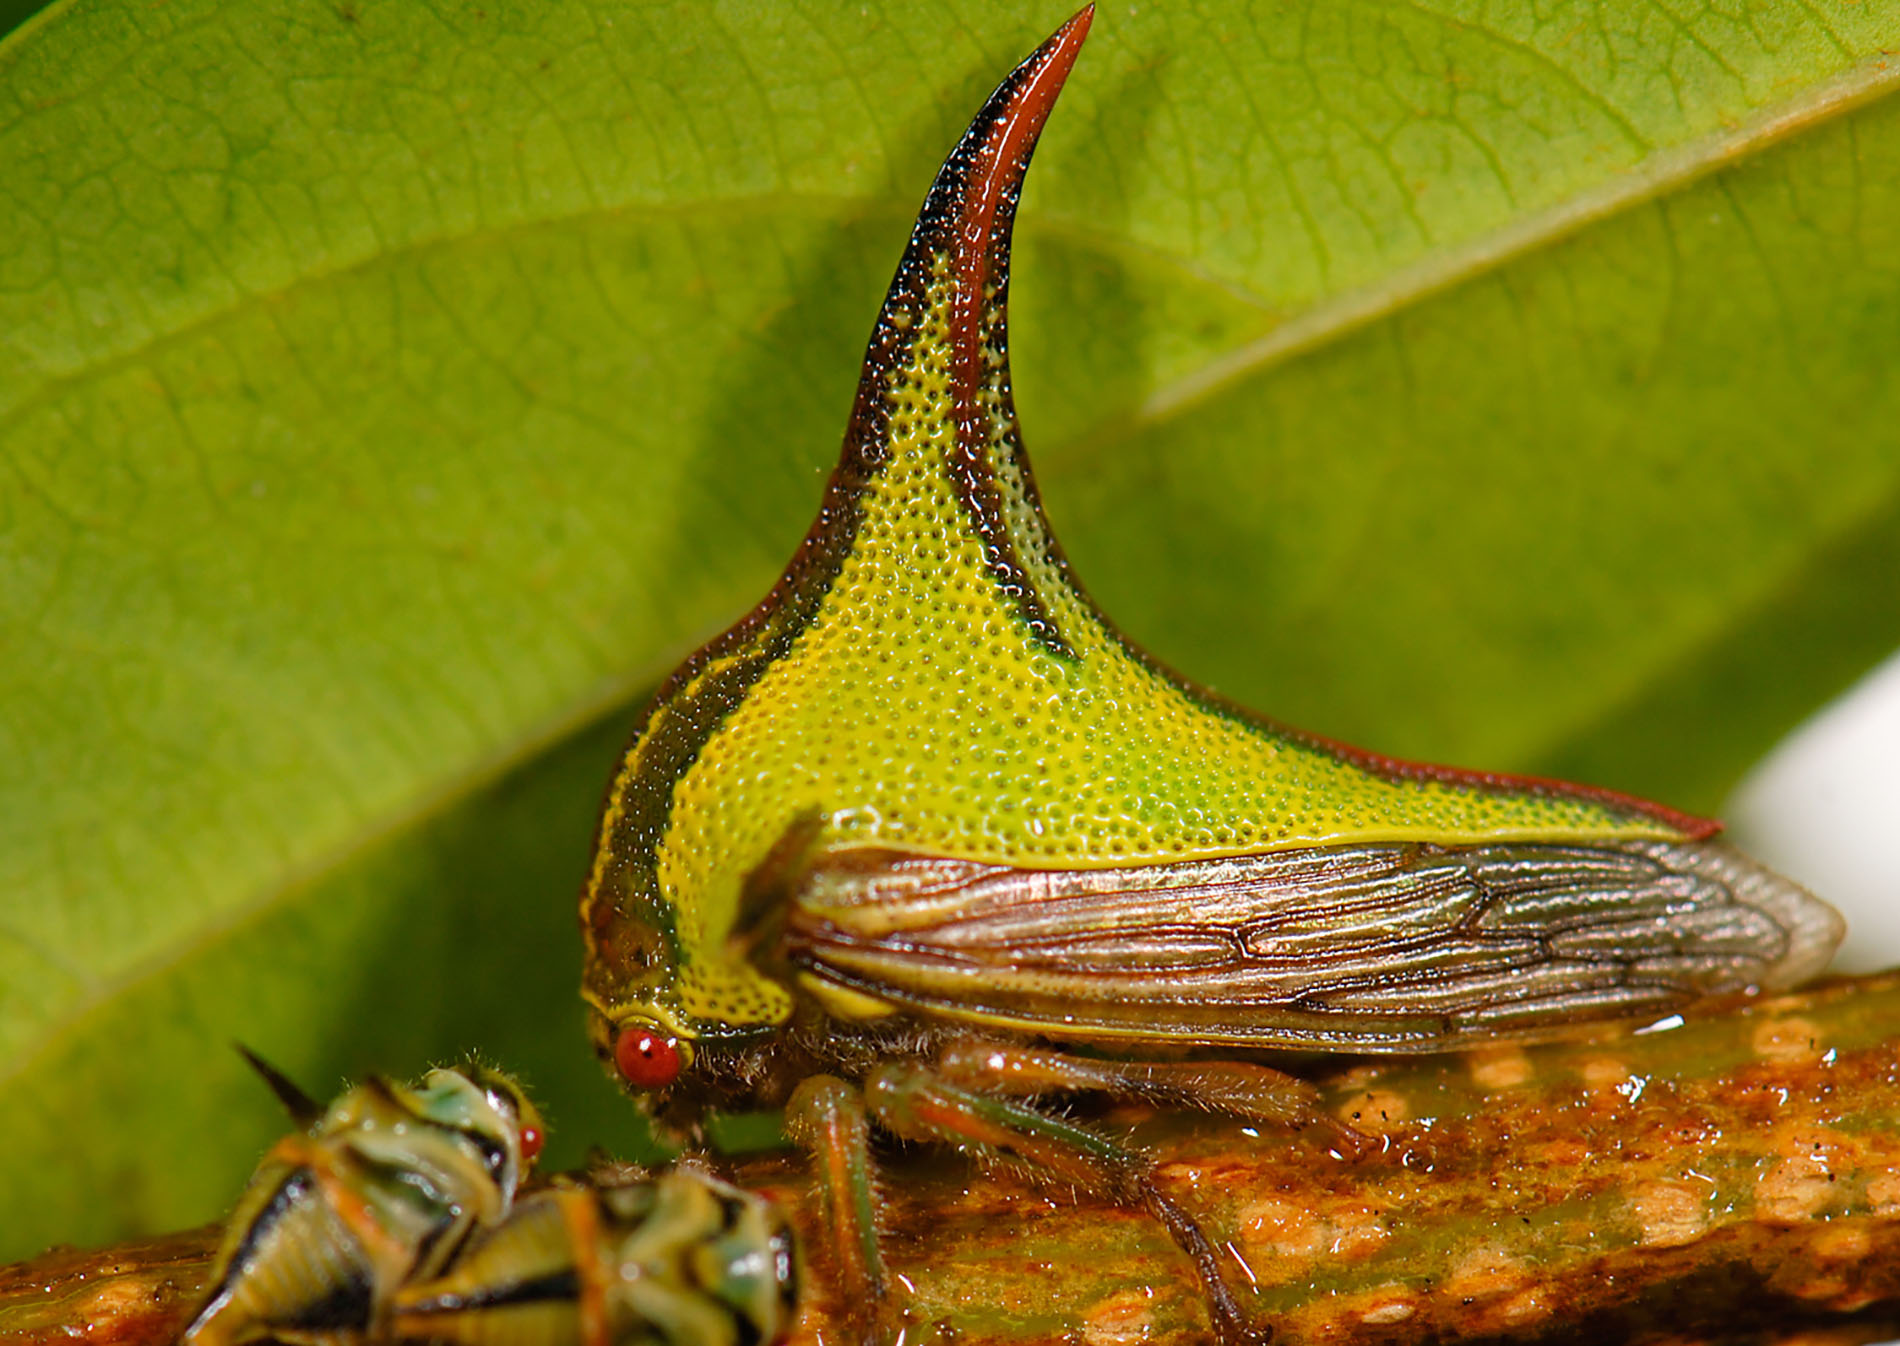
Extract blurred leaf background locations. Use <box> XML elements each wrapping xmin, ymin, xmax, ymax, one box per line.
<box><xmin>3</xmin><ymin>0</ymin><xmax>1900</xmax><ymax>1261</ymax></box>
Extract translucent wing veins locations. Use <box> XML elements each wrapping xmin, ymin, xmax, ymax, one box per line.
<box><xmin>783</xmin><ymin>840</ymin><xmax>1841</xmax><ymax>1051</ymax></box>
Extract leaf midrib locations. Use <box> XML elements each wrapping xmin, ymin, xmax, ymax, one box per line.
<box><xmin>1042</xmin><ymin>46</ymin><xmax>1900</xmax><ymax>475</ymax></box>
<box><xmin>0</xmin><ymin>192</ymin><xmax>883</xmax><ymax>437</ymax></box>
<box><xmin>17</xmin><ymin>46</ymin><xmax>1900</xmax><ymax>451</ymax></box>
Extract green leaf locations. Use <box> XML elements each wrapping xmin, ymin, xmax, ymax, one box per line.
<box><xmin>3</xmin><ymin>0</ymin><xmax>1898</xmax><ymax>1260</ymax></box>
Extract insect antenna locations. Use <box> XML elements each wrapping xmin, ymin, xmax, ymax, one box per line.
<box><xmin>233</xmin><ymin>1043</ymin><xmax>323</xmax><ymax>1128</ymax></box>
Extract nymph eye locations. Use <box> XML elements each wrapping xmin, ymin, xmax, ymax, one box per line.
<box><xmin>614</xmin><ymin>1028</ymin><xmax>682</xmax><ymax>1090</ymax></box>
<box><xmin>518</xmin><ymin>1124</ymin><xmax>544</xmax><ymax>1162</ymax></box>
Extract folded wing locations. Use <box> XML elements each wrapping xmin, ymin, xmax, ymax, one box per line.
<box><xmin>784</xmin><ymin>840</ymin><xmax>1841</xmax><ymax>1051</ymax></box>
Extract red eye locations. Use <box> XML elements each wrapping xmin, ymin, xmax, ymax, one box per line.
<box><xmin>615</xmin><ymin>1028</ymin><xmax>682</xmax><ymax>1090</ymax></box>
<box><xmin>518</xmin><ymin>1125</ymin><xmax>544</xmax><ymax>1163</ymax></box>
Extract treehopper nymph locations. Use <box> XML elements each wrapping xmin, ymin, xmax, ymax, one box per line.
<box><xmin>578</xmin><ymin>8</ymin><xmax>1843</xmax><ymax>1342</ymax></box>
<box><xmin>183</xmin><ymin>1054</ymin><xmax>797</xmax><ymax>1346</ymax></box>
<box><xmin>184</xmin><ymin>1053</ymin><xmax>546</xmax><ymax>1346</ymax></box>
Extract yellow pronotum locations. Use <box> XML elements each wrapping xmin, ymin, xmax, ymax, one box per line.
<box><xmin>579</xmin><ymin>11</ymin><xmax>1717</xmax><ymax>1043</ymax></box>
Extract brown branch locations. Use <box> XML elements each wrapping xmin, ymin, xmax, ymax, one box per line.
<box><xmin>0</xmin><ymin>1226</ymin><xmax>219</xmax><ymax>1346</ymax></box>
<box><xmin>9</xmin><ymin>974</ymin><xmax>1900</xmax><ymax>1346</ymax></box>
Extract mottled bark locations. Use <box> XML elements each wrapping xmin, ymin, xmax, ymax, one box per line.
<box><xmin>8</xmin><ymin>974</ymin><xmax>1900</xmax><ymax>1346</ymax></box>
